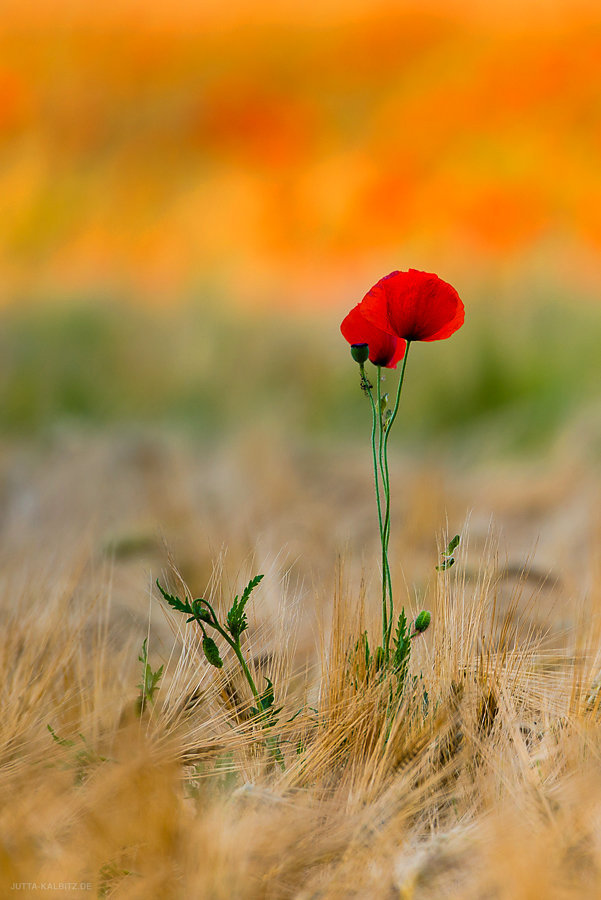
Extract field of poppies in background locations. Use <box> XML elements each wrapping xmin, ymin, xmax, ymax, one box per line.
<box><xmin>2</xmin><ymin>1</ymin><xmax>601</xmax><ymax>897</ymax></box>
<box><xmin>3</xmin><ymin>0</ymin><xmax>601</xmax><ymax>307</ymax></box>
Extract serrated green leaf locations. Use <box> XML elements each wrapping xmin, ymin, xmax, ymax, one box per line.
<box><xmin>226</xmin><ymin>574</ymin><xmax>264</xmax><ymax>640</ymax></box>
<box><xmin>47</xmin><ymin>724</ymin><xmax>75</xmax><ymax>748</ymax></box>
<box><xmin>156</xmin><ymin>580</ymin><xmax>194</xmax><ymax>616</ymax></box>
<box><xmin>394</xmin><ymin>608</ymin><xmax>408</xmax><ymax>648</ymax></box>
<box><xmin>138</xmin><ymin>637</ymin><xmax>148</xmax><ymax>666</ymax></box>
<box><xmin>241</xmin><ymin>573</ymin><xmax>264</xmax><ymax>604</ymax></box>
<box><xmin>147</xmin><ymin>665</ymin><xmax>163</xmax><ymax>693</ymax></box>
<box><xmin>392</xmin><ymin>608</ymin><xmax>411</xmax><ymax>683</ymax></box>
<box><xmin>136</xmin><ymin>638</ymin><xmax>164</xmax><ymax>711</ymax></box>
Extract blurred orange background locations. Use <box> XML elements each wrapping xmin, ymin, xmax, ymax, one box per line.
<box><xmin>2</xmin><ymin>0</ymin><xmax>601</xmax><ymax>310</ymax></box>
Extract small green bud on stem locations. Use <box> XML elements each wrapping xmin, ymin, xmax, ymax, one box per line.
<box><xmin>192</xmin><ymin>599</ymin><xmax>213</xmax><ymax>623</ymax></box>
<box><xmin>351</xmin><ymin>343</ymin><xmax>369</xmax><ymax>364</ymax></box>
<box><xmin>413</xmin><ymin>610</ymin><xmax>431</xmax><ymax>635</ymax></box>
<box><xmin>202</xmin><ymin>636</ymin><xmax>223</xmax><ymax>668</ymax></box>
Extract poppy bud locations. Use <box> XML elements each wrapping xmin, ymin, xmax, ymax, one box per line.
<box><xmin>202</xmin><ymin>636</ymin><xmax>223</xmax><ymax>668</ymax></box>
<box><xmin>193</xmin><ymin>599</ymin><xmax>213</xmax><ymax>623</ymax></box>
<box><xmin>414</xmin><ymin>610</ymin><xmax>431</xmax><ymax>634</ymax></box>
<box><xmin>350</xmin><ymin>343</ymin><xmax>369</xmax><ymax>364</ymax></box>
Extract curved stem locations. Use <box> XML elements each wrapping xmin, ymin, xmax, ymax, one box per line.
<box><xmin>361</xmin><ymin>363</ymin><xmax>384</xmax><ymax>538</ymax></box>
<box><xmin>361</xmin><ymin>362</ymin><xmax>388</xmax><ymax>650</ymax></box>
<box><xmin>207</xmin><ymin>620</ymin><xmax>262</xmax><ymax>705</ymax></box>
<box><xmin>191</xmin><ymin>600</ymin><xmax>283</xmax><ymax>766</ymax></box>
<box><xmin>211</xmin><ymin>622</ymin><xmax>283</xmax><ymax>768</ymax></box>
<box><xmin>377</xmin><ymin>370</ymin><xmax>395</xmax><ymax>657</ymax></box>
<box><xmin>384</xmin><ymin>341</ymin><xmax>412</xmax><ymax>445</ymax></box>
<box><xmin>231</xmin><ymin>642</ymin><xmax>261</xmax><ymax>706</ymax></box>
<box><xmin>381</xmin><ymin>341</ymin><xmax>412</xmax><ymax>655</ymax></box>
<box><xmin>195</xmin><ymin>597</ymin><xmax>220</xmax><ymax>627</ymax></box>
<box><xmin>376</xmin><ymin>367</ymin><xmax>393</xmax><ymax>653</ymax></box>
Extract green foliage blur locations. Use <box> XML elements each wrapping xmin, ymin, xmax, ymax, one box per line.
<box><xmin>0</xmin><ymin>293</ymin><xmax>599</xmax><ymax>456</ymax></box>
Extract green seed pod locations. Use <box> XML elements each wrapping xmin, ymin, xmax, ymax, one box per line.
<box><xmin>414</xmin><ymin>610</ymin><xmax>431</xmax><ymax>634</ymax></box>
<box><xmin>202</xmin><ymin>636</ymin><xmax>223</xmax><ymax>668</ymax></box>
<box><xmin>351</xmin><ymin>343</ymin><xmax>369</xmax><ymax>364</ymax></box>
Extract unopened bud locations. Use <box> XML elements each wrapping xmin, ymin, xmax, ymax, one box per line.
<box><xmin>193</xmin><ymin>599</ymin><xmax>213</xmax><ymax>623</ymax></box>
<box><xmin>351</xmin><ymin>343</ymin><xmax>369</xmax><ymax>364</ymax></box>
<box><xmin>202</xmin><ymin>636</ymin><xmax>223</xmax><ymax>668</ymax></box>
<box><xmin>414</xmin><ymin>610</ymin><xmax>431</xmax><ymax>634</ymax></box>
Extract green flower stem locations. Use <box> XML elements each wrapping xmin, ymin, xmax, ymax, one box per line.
<box><xmin>384</xmin><ymin>340</ymin><xmax>412</xmax><ymax>446</ymax></box>
<box><xmin>361</xmin><ymin>362</ymin><xmax>388</xmax><ymax>647</ymax></box>
<box><xmin>194</xmin><ymin>597</ymin><xmax>262</xmax><ymax>704</ymax></box>
<box><xmin>231</xmin><ymin>641</ymin><xmax>262</xmax><ymax>706</ymax></box>
<box><xmin>381</xmin><ymin>340</ymin><xmax>412</xmax><ymax>655</ymax></box>
<box><xmin>360</xmin><ymin>363</ymin><xmax>384</xmax><ymax>538</ymax></box>
<box><xmin>158</xmin><ymin>580</ymin><xmax>283</xmax><ymax>767</ymax></box>
<box><xmin>376</xmin><ymin>366</ymin><xmax>393</xmax><ymax>652</ymax></box>
<box><xmin>195</xmin><ymin>610</ymin><xmax>284</xmax><ymax>769</ymax></box>
<box><xmin>207</xmin><ymin>621</ymin><xmax>284</xmax><ymax>769</ymax></box>
<box><xmin>358</xmin><ymin>344</ymin><xmax>412</xmax><ymax>662</ymax></box>
<box><xmin>207</xmin><ymin>619</ymin><xmax>262</xmax><ymax>706</ymax></box>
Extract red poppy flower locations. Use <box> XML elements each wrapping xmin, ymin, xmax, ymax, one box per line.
<box><xmin>359</xmin><ymin>269</ymin><xmax>464</xmax><ymax>342</ymax></box>
<box><xmin>341</xmin><ymin>303</ymin><xmax>406</xmax><ymax>368</ymax></box>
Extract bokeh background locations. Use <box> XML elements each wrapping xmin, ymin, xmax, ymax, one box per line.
<box><xmin>1</xmin><ymin>0</ymin><xmax>601</xmax><ymax>444</ymax></box>
<box><xmin>3</xmin><ymin>0</ymin><xmax>601</xmax><ymax>306</ymax></box>
<box><xmin>1</xmin><ymin>0</ymin><xmax>601</xmax><ymax>607</ymax></box>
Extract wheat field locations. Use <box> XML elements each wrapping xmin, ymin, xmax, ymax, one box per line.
<box><xmin>1</xmin><ymin>328</ymin><xmax>601</xmax><ymax>898</ymax></box>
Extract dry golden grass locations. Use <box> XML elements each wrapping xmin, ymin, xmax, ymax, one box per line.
<box><xmin>1</xmin><ymin>426</ymin><xmax>601</xmax><ymax>898</ymax></box>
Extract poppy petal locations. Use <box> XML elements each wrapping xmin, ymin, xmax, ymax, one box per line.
<box><xmin>341</xmin><ymin>304</ymin><xmax>406</xmax><ymax>368</ymax></box>
<box><xmin>360</xmin><ymin>269</ymin><xmax>464</xmax><ymax>342</ymax></box>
